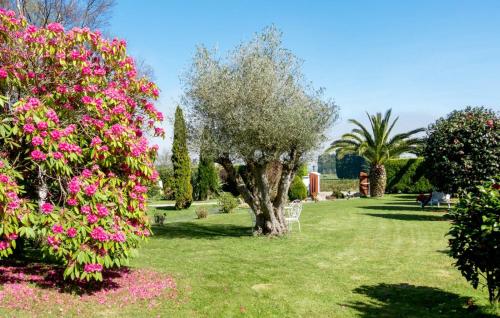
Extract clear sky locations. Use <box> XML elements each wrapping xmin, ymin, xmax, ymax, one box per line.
<box><xmin>110</xmin><ymin>0</ymin><xmax>500</xmax><ymax>153</ymax></box>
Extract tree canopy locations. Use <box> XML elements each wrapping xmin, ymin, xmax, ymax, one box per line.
<box><xmin>183</xmin><ymin>26</ymin><xmax>337</xmax><ymax>235</ymax></box>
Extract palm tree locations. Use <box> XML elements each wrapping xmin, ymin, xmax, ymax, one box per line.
<box><xmin>328</xmin><ymin>109</ymin><xmax>424</xmax><ymax>197</ymax></box>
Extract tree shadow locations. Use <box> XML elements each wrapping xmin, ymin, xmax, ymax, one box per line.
<box><xmin>363</xmin><ymin>213</ymin><xmax>447</xmax><ymax>222</ymax></box>
<box><xmin>343</xmin><ymin>283</ymin><xmax>497</xmax><ymax>318</ymax></box>
<box><xmin>151</xmin><ymin>222</ymin><xmax>252</xmax><ymax>240</ymax></box>
<box><xmin>360</xmin><ymin>205</ymin><xmax>427</xmax><ymax>212</ymax></box>
<box><xmin>154</xmin><ymin>205</ymin><xmax>176</xmax><ymax>211</ymax></box>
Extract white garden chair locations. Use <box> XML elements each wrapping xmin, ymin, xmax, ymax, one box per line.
<box><xmin>285</xmin><ymin>200</ymin><xmax>303</xmax><ymax>232</ymax></box>
<box><xmin>430</xmin><ymin>192</ymin><xmax>451</xmax><ymax>208</ymax></box>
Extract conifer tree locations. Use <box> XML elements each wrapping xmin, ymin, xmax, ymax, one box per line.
<box><xmin>172</xmin><ymin>106</ymin><xmax>193</xmax><ymax>209</ymax></box>
<box><xmin>195</xmin><ymin>150</ymin><xmax>219</xmax><ymax>200</ymax></box>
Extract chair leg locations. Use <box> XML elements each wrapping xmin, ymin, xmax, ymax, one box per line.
<box><xmin>297</xmin><ymin>221</ymin><xmax>301</xmax><ymax>232</ymax></box>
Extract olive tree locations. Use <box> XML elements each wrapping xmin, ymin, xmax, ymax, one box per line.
<box><xmin>183</xmin><ymin>27</ymin><xmax>337</xmax><ymax>235</ymax></box>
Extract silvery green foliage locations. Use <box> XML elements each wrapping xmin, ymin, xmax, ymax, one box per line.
<box><xmin>184</xmin><ymin>26</ymin><xmax>337</xmax><ymax>164</ymax></box>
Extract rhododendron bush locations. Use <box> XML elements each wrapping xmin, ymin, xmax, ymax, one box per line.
<box><xmin>0</xmin><ymin>9</ymin><xmax>164</xmax><ymax>281</ymax></box>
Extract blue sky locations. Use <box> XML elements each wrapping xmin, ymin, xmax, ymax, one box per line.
<box><xmin>110</xmin><ymin>0</ymin><xmax>500</xmax><ymax>153</ymax></box>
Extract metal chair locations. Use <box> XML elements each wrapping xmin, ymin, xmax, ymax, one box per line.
<box><xmin>285</xmin><ymin>200</ymin><xmax>303</xmax><ymax>232</ymax></box>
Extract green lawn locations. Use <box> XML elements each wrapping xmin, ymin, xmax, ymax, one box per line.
<box><xmin>1</xmin><ymin>195</ymin><xmax>499</xmax><ymax>317</ymax></box>
<box><xmin>128</xmin><ymin>195</ymin><xmax>497</xmax><ymax>317</ymax></box>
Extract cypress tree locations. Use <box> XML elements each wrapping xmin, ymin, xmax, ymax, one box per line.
<box><xmin>171</xmin><ymin>106</ymin><xmax>193</xmax><ymax>209</ymax></box>
<box><xmin>195</xmin><ymin>150</ymin><xmax>219</xmax><ymax>200</ymax></box>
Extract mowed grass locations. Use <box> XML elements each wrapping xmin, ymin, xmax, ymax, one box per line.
<box><xmin>1</xmin><ymin>195</ymin><xmax>498</xmax><ymax>317</ymax></box>
<box><xmin>125</xmin><ymin>195</ymin><xmax>498</xmax><ymax>317</ymax></box>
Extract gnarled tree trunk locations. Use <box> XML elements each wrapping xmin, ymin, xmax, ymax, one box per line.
<box><xmin>218</xmin><ymin>152</ymin><xmax>299</xmax><ymax>236</ymax></box>
<box><xmin>369</xmin><ymin>164</ymin><xmax>386</xmax><ymax>197</ymax></box>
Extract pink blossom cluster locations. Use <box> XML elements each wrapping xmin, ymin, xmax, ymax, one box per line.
<box><xmin>84</xmin><ymin>263</ymin><xmax>103</xmax><ymax>273</ymax></box>
<box><xmin>90</xmin><ymin>226</ymin><xmax>109</xmax><ymax>242</ymax></box>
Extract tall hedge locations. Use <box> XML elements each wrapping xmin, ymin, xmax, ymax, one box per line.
<box><xmin>171</xmin><ymin>106</ymin><xmax>193</xmax><ymax>209</ymax></box>
<box><xmin>318</xmin><ymin>153</ymin><xmax>336</xmax><ymax>175</ymax></box>
<box><xmin>385</xmin><ymin>158</ymin><xmax>433</xmax><ymax>193</ymax></box>
<box><xmin>336</xmin><ymin>154</ymin><xmax>366</xmax><ymax>179</ymax></box>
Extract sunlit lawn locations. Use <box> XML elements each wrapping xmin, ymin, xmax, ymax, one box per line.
<box><xmin>130</xmin><ymin>195</ymin><xmax>498</xmax><ymax>317</ymax></box>
<box><xmin>1</xmin><ymin>195</ymin><xmax>498</xmax><ymax>317</ymax></box>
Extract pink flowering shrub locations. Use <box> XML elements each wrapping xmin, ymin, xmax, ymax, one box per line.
<box><xmin>0</xmin><ymin>9</ymin><xmax>163</xmax><ymax>281</ymax></box>
<box><xmin>0</xmin><ymin>159</ymin><xmax>33</xmax><ymax>258</ymax></box>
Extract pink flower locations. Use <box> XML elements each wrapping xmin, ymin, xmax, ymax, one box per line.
<box><xmin>0</xmin><ymin>174</ymin><xmax>10</xmax><ymax>183</ymax></box>
<box><xmin>81</xmin><ymin>205</ymin><xmax>91</xmax><ymax>215</ymax></box>
<box><xmin>81</xmin><ymin>67</ymin><xmax>92</xmax><ymax>75</ymax></box>
<box><xmin>81</xmin><ymin>96</ymin><xmax>93</xmax><ymax>104</ymax></box>
<box><xmin>41</xmin><ymin>202</ymin><xmax>54</xmax><ymax>214</ymax></box>
<box><xmin>112</xmin><ymin>231</ymin><xmax>126</xmax><ymax>242</ymax></box>
<box><xmin>50</xmin><ymin>130</ymin><xmax>62</xmax><ymax>140</ymax></box>
<box><xmin>84</xmin><ymin>263</ymin><xmax>103</xmax><ymax>273</ymax></box>
<box><xmin>67</xmin><ymin>198</ymin><xmax>78</xmax><ymax>206</ymax></box>
<box><xmin>0</xmin><ymin>241</ymin><xmax>9</xmax><ymax>250</ymax></box>
<box><xmin>47</xmin><ymin>22</ymin><xmax>64</xmax><ymax>33</ymax></box>
<box><xmin>82</xmin><ymin>169</ymin><xmax>92</xmax><ymax>178</ymax></box>
<box><xmin>8</xmin><ymin>233</ymin><xmax>18</xmax><ymax>240</ymax></box>
<box><xmin>51</xmin><ymin>224</ymin><xmax>63</xmax><ymax>234</ymax></box>
<box><xmin>68</xmin><ymin>178</ymin><xmax>80</xmax><ymax>194</ymax></box>
<box><xmin>90</xmin><ymin>226</ymin><xmax>108</xmax><ymax>242</ymax></box>
<box><xmin>96</xmin><ymin>204</ymin><xmax>109</xmax><ymax>217</ymax></box>
<box><xmin>46</xmin><ymin>109</ymin><xmax>59</xmax><ymax>123</ymax></box>
<box><xmin>84</xmin><ymin>184</ymin><xmax>98</xmax><ymax>196</ymax></box>
<box><xmin>47</xmin><ymin>235</ymin><xmax>59</xmax><ymax>248</ymax></box>
<box><xmin>67</xmin><ymin>227</ymin><xmax>77</xmax><ymax>238</ymax></box>
<box><xmin>23</xmin><ymin>124</ymin><xmax>35</xmax><ymax>133</ymax></box>
<box><xmin>52</xmin><ymin>152</ymin><xmax>64</xmax><ymax>160</ymax></box>
<box><xmin>36</xmin><ymin>121</ymin><xmax>48</xmax><ymax>130</ymax></box>
<box><xmin>0</xmin><ymin>68</ymin><xmax>8</xmax><ymax>79</ymax></box>
<box><xmin>87</xmin><ymin>214</ymin><xmax>98</xmax><ymax>224</ymax></box>
<box><xmin>31</xmin><ymin>150</ymin><xmax>47</xmax><ymax>161</ymax></box>
<box><xmin>31</xmin><ymin>136</ymin><xmax>44</xmax><ymax>146</ymax></box>
<box><xmin>90</xmin><ymin>136</ymin><xmax>102</xmax><ymax>146</ymax></box>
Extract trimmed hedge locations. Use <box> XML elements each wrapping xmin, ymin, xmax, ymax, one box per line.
<box><xmin>385</xmin><ymin>158</ymin><xmax>433</xmax><ymax>193</ymax></box>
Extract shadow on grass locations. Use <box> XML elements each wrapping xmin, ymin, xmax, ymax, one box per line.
<box><xmin>154</xmin><ymin>205</ymin><xmax>176</xmax><ymax>211</ymax></box>
<box><xmin>343</xmin><ymin>283</ymin><xmax>496</xmax><ymax>318</ymax></box>
<box><xmin>364</xmin><ymin>213</ymin><xmax>447</xmax><ymax>222</ymax></box>
<box><xmin>360</xmin><ymin>205</ymin><xmax>428</xmax><ymax>212</ymax></box>
<box><xmin>151</xmin><ymin>222</ymin><xmax>251</xmax><ymax>239</ymax></box>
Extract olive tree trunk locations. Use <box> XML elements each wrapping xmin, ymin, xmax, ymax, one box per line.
<box><xmin>218</xmin><ymin>154</ymin><xmax>299</xmax><ymax>236</ymax></box>
<box><xmin>369</xmin><ymin>164</ymin><xmax>386</xmax><ymax>197</ymax></box>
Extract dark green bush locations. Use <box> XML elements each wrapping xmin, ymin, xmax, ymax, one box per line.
<box><xmin>424</xmin><ymin>107</ymin><xmax>499</xmax><ymax>194</ymax></box>
<box><xmin>448</xmin><ymin>177</ymin><xmax>500</xmax><ymax>304</ymax></box>
<box><xmin>385</xmin><ymin>158</ymin><xmax>433</xmax><ymax>193</ymax></box>
<box><xmin>288</xmin><ymin>175</ymin><xmax>308</xmax><ymax>200</ymax></box>
<box><xmin>217</xmin><ymin>192</ymin><xmax>239</xmax><ymax>213</ymax></box>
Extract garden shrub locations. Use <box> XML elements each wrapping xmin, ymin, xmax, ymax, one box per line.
<box><xmin>448</xmin><ymin>177</ymin><xmax>500</xmax><ymax>304</ymax></box>
<box><xmin>217</xmin><ymin>192</ymin><xmax>239</xmax><ymax>213</ymax></box>
<box><xmin>288</xmin><ymin>175</ymin><xmax>307</xmax><ymax>201</ymax></box>
<box><xmin>424</xmin><ymin>107</ymin><xmax>499</xmax><ymax>194</ymax></box>
<box><xmin>0</xmin><ymin>10</ymin><xmax>164</xmax><ymax>281</ymax></box>
<box><xmin>195</xmin><ymin>207</ymin><xmax>208</xmax><ymax>219</ymax></box>
<box><xmin>157</xmin><ymin>166</ymin><xmax>175</xmax><ymax>200</ymax></box>
<box><xmin>385</xmin><ymin>158</ymin><xmax>433</xmax><ymax>193</ymax></box>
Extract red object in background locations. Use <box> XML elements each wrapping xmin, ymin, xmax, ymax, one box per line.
<box><xmin>359</xmin><ymin>172</ymin><xmax>369</xmax><ymax>196</ymax></box>
<box><xmin>309</xmin><ymin>172</ymin><xmax>320</xmax><ymax>197</ymax></box>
